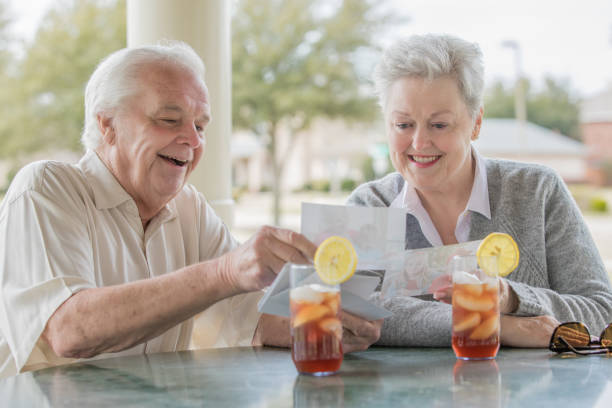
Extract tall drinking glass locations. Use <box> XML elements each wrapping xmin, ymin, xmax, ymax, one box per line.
<box><xmin>451</xmin><ymin>255</ymin><xmax>500</xmax><ymax>360</ymax></box>
<box><xmin>289</xmin><ymin>264</ymin><xmax>343</xmax><ymax>376</ymax></box>
<box><xmin>453</xmin><ymin>359</ymin><xmax>502</xmax><ymax>407</ymax></box>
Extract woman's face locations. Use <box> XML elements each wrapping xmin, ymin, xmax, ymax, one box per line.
<box><xmin>384</xmin><ymin>76</ymin><xmax>483</xmax><ymax>196</ymax></box>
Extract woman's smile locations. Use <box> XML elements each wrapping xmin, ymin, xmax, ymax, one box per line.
<box><xmin>408</xmin><ymin>154</ymin><xmax>442</xmax><ymax>167</ymax></box>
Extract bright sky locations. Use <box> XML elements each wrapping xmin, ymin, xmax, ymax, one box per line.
<box><xmin>8</xmin><ymin>0</ymin><xmax>612</xmax><ymax>97</ymax></box>
<box><xmin>388</xmin><ymin>0</ymin><xmax>612</xmax><ymax>97</ymax></box>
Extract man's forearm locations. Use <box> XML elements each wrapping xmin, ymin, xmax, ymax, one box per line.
<box><xmin>43</xmin><ymin>258</ymin><xmax>239</xmax><ymax>358</ymax></box>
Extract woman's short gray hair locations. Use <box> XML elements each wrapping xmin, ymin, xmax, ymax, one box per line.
<box><xmin>374</xmin><ymin>34</ymin><xmax>484</xmax><ymax>118</ymax></box>
<box><xmin>81</xmin><ymin>41</ymin><xmax>206</xmax><ymax>150</ymax></box>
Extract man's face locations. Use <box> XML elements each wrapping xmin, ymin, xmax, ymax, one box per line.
<box><xmin>98</xmin><ymin>63</ymin><xmax>210</xmax><ymax>215</ymax></box>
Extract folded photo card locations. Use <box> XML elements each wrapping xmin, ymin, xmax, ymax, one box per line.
<box><xmin>257</xmin><ymin>263</ymin><xmax>392</xmax><ymax>320</ymax></box>
<box><xmin>380</xmin><ymin>240</ymin><xmax>482</xmax><ymax>300</ymax></box>
<box><xmin>301</xmin><ymin>203</ymin><xmax>407</xmax><ymax>270</ymax></box>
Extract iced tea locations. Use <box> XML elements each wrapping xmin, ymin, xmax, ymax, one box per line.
<box><xmin>290</xmin><ymin>284</ymin><xmax>343</xmax><ymax>375</ymax></box>
<box><xmin>452</xmin><ymin>270</ymin><xmax>500</xmax><ymax>360</ymax></box>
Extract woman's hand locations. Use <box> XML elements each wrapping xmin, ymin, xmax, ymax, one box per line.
<box><xmin>500</xmin><ymin>315</ymin><xmax>560</xmax><ymax>348</ymax></box>
<box><xmin>433</xmin><ymin>275</ymin><xmax>519</xmax><ymax>314</ymax></box>
<box><xmin>253</xmin><ymin>311</ymin><xmax>383</xmax><ymax>353</ymax></box>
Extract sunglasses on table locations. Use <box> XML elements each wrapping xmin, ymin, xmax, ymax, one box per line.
<box><xmin>549</xmin><ymin>322</ymin><xmax>612</xmax><ymax>355</ymax></box>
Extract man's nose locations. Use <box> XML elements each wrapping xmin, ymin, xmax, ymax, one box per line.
<box><xmin>180</xmin><ymin>124</ymin><xmax>203</xmax><ymax>149</ymax></box>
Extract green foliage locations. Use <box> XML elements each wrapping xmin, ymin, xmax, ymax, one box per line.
<box><xmin>232</xmin><ymin>0</ymin><xmax>389</xmax><ymax>134</ymax></box>
<box><xmin>0</xmin><ymin>0</ymin><xmax>13</xmax><ymax>68</ymax></box>
<box><xmin>0</xmin><ymin>0</ymin><xmax>126</xmax><ymax>159</ymax></box>
<box><xmin>340</xmin><ymin>178</ymin><xmax>357</xmax><ymax>192</ymax></box>
<box><xmin>232</xmin><ymin>0</ymin><xmax>400</xmax><ymax>223</ymax></box>
<box><xmin>483</xmin><ymin>81</ymin><xmax>514</xmax><ymax>118</ymax></box>
<box><xmin>590</xmin><ymin>197</ymin><xmax>608</xmax><ymax>213</ymax></box>
<box><xmin>484</xmin><ymin>77</ymin><xmax>582</xmax><ymax>141</ymax></box>
<box><xmin>361</xmin><ymin>156</ymin><xmax>376</xmax><ymax>182</ymax></box>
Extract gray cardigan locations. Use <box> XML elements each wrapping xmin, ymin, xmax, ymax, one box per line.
<box><xmin>347</xmin><ymin>158</ymin><xmax>612</xmax><ymax>346</ymax></box>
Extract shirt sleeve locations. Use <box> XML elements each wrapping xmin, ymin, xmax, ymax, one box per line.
<box><xmin>190</xmin><ymin>192</ymin><xmax>262</xmax><ymax>349</ymax></box>
<box><xmin>0</xmin><ymin>188</ymin><xmax>96</xmax><ymax>373</ymax></box>
<box><xmin>508</xmin><ymin>173</ymin><xmax>612</xmax><ymax>333</ymax></box>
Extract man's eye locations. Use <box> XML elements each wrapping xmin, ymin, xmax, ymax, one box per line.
<box><xmin>161</xmin><ymin>119</ymin><xmax>178</xmax><ymax>125</ymax></box>
<box><xmin>195</xmin><ymin>125</ymin><xmax>204</xmax><ymax>132</ymax></box>
<box><xmin>395</xmin><ymin>123</ymin><xmax>411</xmax><ymax>130</ymax></box>
<box><xmin>432</xmin><ymin>123</ymin><xmax>447</xmax><ymax>129</ymax></box>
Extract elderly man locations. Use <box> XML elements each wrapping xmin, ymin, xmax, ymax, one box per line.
<box><xmin>0</xmin><ymin>42</ymin><xmax>380</xmax><ymax>378</ymax></box>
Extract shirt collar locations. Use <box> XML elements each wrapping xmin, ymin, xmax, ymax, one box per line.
<box><xmin>389</xmin><ymin>145</ymin><xmax>491</xmax><ymax>220</ymax></box>
<box><xmin>77</xmin><ymin>150</ymin><xmax>177</xmax><ymax>223</ymax></box>
<box><xmin>467</xmin><ymin>147</ymin><xmax>491</xmax><ymax>220</ymax></box>
<box><xmin>79</xmin><ymin>150</ymin><xmax>133</xmax><ymax>210</ymax></box>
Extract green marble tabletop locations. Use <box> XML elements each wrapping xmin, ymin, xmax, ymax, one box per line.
<box><xmin>2</xmin><ymin>346</ymin><xmax>612</xmax><ymax>407</ymax></box>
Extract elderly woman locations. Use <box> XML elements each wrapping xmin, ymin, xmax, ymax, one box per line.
<box><xmin>347</xmin><ymin>34</ymin><xmax>612</xmax><ymax>347</ymax></box>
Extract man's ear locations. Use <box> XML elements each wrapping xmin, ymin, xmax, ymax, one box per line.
<box><xmin>471</xmin><ymin>107</ymin><xmax>484</xmax><ymax>141</ymax></box>
<box><xmin>97</xmin><ymin>114</ymin><xmax>116</xmax><ymax>145</ymax></box>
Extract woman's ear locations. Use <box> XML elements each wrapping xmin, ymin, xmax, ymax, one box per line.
<box><xmin>97</xmin><ymin>113</ymin><xmax>116</xmax><ymax>145</ymax></box>
<box><xmin>471</xmin><ymin>107</ymin><xmax>484</xmax><ymax>141</ymax></box>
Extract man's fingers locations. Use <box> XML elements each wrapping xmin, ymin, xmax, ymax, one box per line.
<box><xmin>264</xmin><ymin>251</ymin><xmax>287</xmax><ymax>276</ymax></box>
<box><xmin>340</xmin><ymin>311</ymin><xmax>381</xmax><ymax>339</ymax></box>
<box><xmin>268</xmin><ymin>227</ymin><xmax>317</xmax><ymax>262</ymax></box>
<box><xmin>268</xmin><ymin>236</ymin><xmax>312</xmax><ymax>265</ymax></box>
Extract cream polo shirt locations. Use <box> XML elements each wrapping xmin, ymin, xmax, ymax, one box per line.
<box><xmin>390</xmin><ymin>146</ymin><xmax>491</xmax><ymax>246</ymax></box>
<box><xmin>0</xmin><ymin>150</ymin><xmax>262</xmax><ymax>379</ymax></box>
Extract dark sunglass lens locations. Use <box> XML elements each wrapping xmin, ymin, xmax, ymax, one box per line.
<box><xmin>600</xmin><ymin>324</ymin><xmax>612</xmax><ymax>347</ymax></box>
<box><xmin>552</xmin><ymin>323</ymin><xmax>590</xmax><ymax>349</ymax></box>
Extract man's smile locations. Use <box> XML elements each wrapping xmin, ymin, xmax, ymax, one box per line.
<box><xmin>158</xmin><ymin>154</ymin><xmax>189</xmax><ymax>167</ymax></box>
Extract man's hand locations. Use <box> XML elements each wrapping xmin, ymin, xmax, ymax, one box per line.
<box><xmin>218</xmin><ymin>226</ymin><xmax>317</xmax><ymax>293</ymax></box>
<box><xmin>340</xmin><ymin>311</ymin><xmax>383</xmax><ymax>353</ymax></box>
<box><xmin>500</xmin><ymin>315</ymin><xmax>560</xmax><ymax>348</ymax></box>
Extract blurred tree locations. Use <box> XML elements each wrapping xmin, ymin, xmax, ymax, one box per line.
<box><xmin>483</xmin><ymin>80</ymin><xmax>514</xmax><ymax>119</ymax></box>
<box><xmin>0</xmin><ymin>0</ymin><xmax>12</xmax><ymax>68</ymax></box>
<box><xmin>232</xmin><ymin>0</ymin><xmax>400</xmax><ymax>224</ymax></box>
<box><xmin>484</xmin><ymin>77</ymin><xmax>581</xmax><ymax>141</ymax></box>
<box><xmin>0</xmin><ymin>0</ymin><xmax>125</xmax><ymax>161</ymax></box>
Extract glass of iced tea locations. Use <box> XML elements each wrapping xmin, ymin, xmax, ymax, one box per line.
<box><xmin>289</xmin><ymin>264</ymin><xmax>343</xmax><ymax>376</ymax></box>
<box><xmin>451</xmin><ymin>255</ymin><xmax>500</xmax><ymax>360</ymax></box>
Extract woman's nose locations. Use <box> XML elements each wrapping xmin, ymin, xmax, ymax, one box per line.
<box><xmin>411</xmin><ymin>126</ymin><xmax>431</xmax><ymax>151</ymax></box>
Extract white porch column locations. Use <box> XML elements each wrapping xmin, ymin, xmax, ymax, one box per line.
<box><xmin>127</xmin><ymin>0</ymin><xmax>234</xmax><ymax>227</ymax></box>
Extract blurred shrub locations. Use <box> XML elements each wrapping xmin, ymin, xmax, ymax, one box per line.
<box><xmin>232</xmin><ymin>186</ymin><xmax>248</xmax><ymax>202</ymax></box>
<box><xmin>568</xmin><ymin>184</ymin><xmax>609</xmax><ymax>214</ymax></box>
<box><xmin>590</xmin><ymin>197</ymin><xmax>608</xmax><ymax>213</ymax></box>
<box><xmin>361</xmin><ymin>156</ymin><xmax>376</xmax><ymax>182</ymax></box>
<box><xmin>0</xmin><ymin>166</ymin><xmax>18</xmax><ymax>196</ymax></box>
<box><xmin>301</xmin><ymin>179</ymin><xmax>330</xmax><ymax>192</ymax></box>
<box><xmin>340</xmin><ymin>178</ymin><xmax>357</xmax><ymax>192</ymax></box>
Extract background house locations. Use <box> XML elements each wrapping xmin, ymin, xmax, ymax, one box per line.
<box><xmin>474</xmin><ymin>118</ymin><xmax>587</xmax><ymax>182</ymax></box>
<box><xmin>580</xmin><ymin>86</ymin><xmax>612</xmax><ymax>185</ymax></box>
<box><xmin>232</xmin><ymin>117</ymin><xmax>588</xmax><ymax>192</ymax></box>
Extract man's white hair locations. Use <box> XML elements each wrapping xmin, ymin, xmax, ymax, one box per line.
<box><xmin>374</xmin><ymin>33</ymin><xmax>484</xmax><ymax>118</ymax></box>
<box><xmin>81</xmin><ymin>41</ymin><xmax>206</xmax><ymax>150</ymax></box>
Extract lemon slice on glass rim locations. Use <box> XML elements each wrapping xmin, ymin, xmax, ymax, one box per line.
<box><xmin>313</xmin><ymin>236</ymin><xmax>358</xmax><ymax>285</ymax></box>
<box><xmin>476</xmin><ymin>232</ymin><xmax>520</xmax><ymax>277</ymax></box>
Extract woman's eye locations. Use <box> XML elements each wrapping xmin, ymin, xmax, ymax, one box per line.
<box><xmin>395</xmin><ymin>123</ymin><xmax>411</xmax><ymax>130</ymax></box>
<box><xmin>432</xmin><ymin>123</ymin><xmax>447</xmax><ymax>129</ymax></box>
<box><xmin>161</xmin><ymin>119</ymin><xmax>178</xmax><ymax>125</ymax></box>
